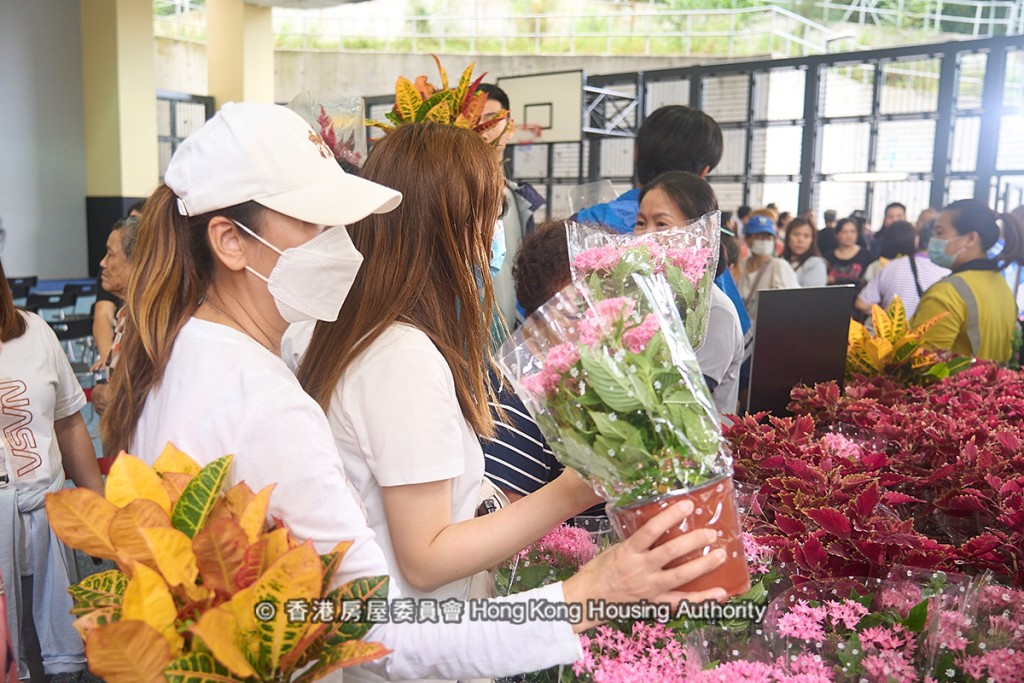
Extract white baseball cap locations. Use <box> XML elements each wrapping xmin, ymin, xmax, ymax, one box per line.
<box><xmin>164</xmin><ymin>102</ymin><xmax>401</xmax><ymax>226</ymax></box>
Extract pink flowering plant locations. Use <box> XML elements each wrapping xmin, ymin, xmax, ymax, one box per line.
<box><xmin>287</xmin><ymin>92</ymin><xmax>367</xmax><ymax>166</ymax></box>
<box><xmin>496</xmin><ymin>259</ymin><xmax>726</xmax><ymax>507</ymax></box>
<box><xmin>567</xmin><ymin>214</ymin><xmax>721</xmax><ymax>350</ymax></box>
<box><xmin>495</xmin><ymin>524</ymin><xmax>599</xmax><ymax>596</ymax></box>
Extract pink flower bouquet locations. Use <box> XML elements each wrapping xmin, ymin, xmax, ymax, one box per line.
<box><xmin>566</xmin><ymin>213</ymin><xmax>720</xmax><ymax>350</ymax></box>
<box><xmin>496</xmin><ymin>248</ymin><xmax>750</xmax><ymax>596</ymax></box>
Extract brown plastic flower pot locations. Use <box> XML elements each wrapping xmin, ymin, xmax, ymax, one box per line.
<box><xmin>606</xmin><ymin>474</ymin><xmax>751</xmax><ymax>598</ymax></box>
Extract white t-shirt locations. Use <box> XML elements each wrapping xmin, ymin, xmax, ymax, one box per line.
<box><xmin>695</xmin><ymin>288</ymin><xmax>744</xmax><ymax>417</ymax></box>
<box><xmin>738</xmin><ymin>257</ymin><xmax>800</xmax><ymax>324</ymax></box>
<box><xmin>0</xmin><ymin>312</ymin><xmax>86</xmax><ymax>492</ymax></box>
<box><xmin>324</xmin><ymin>324</ymin><xmax>484</xmax><ymax>604</ymax></box>
<box><xmin>132</xmin><ymin>318</ymin><xmax>579</xmax><ymax>681</ymax></box>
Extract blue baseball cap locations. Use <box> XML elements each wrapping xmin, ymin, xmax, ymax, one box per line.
<box><xmin>745</xmin><ymin>214</ymin><xmax>776</xmax><ymax>236</ymax></box>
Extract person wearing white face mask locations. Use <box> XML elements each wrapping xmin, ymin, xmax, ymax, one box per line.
<box><xmin>737</xmin><ymin>214</ymin><xmax>799</xmax><ymax>325</ymax></box>
<box><xmin>101</xmin><ymin>103</ymin><xmax>729</xmax><ymax>682</ymax></box>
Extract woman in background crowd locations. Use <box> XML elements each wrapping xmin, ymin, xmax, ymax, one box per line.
<box><xmin>738</xmin><ymin>213</ymin><xmax>799</xmax><ymax>323</ymax></box>
<box><xmin>856</xmin><ymin>221</ymin><xmax>947</xmax><ymax>318</ymax></box>
<box><xmin>826</xmin><ymin>217</ymin><xmax>875</xmax><ymax>294</ymax></box>
<box><xmin>636</xmin><ymin>171</ymin><xmax>744</xmax><ymax>416</ymax></box>
<box><xmin>912</xmin><ymin>199</ymin><xmax>1024</xmax><ymax>362</ymax></box>
<box><xmin>781</xmin><ymin>217</ymin><xmax>827</xmax><ymax>287</ymax></box>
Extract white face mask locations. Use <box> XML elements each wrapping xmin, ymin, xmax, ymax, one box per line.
<box><xmin>750</xmin><ymin>239</ymin><xmax>776</xmax><ymax>257</ymax></box>
<box><xmin>234</xmin><ymin>221</ymin><xmax>364</xmax><ymax>323</ymax></box>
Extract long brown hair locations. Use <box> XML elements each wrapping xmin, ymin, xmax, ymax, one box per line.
<box><xmin>298</xmin><ymin>123</ymin><xmax>504</xmax><ymax>437</ymax></box>
<box><xmin>781</xmin><ymin>217</ymin><xmax>821</xmax><ymax>266</ymax></box>
<box><xmin>0</xmin><ymin>259</ymin><xmax>27</xmax><ymax>342</ymax></box>
<box><xmin>101</xmin><ymin>185</ymin><xmax>265</xmax><ymax>454</ymax></box>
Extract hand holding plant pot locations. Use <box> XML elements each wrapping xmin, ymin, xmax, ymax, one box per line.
<box><xmin>496</xmin><ymin>246</ymin><xmax>749</xmax><ymax>598</ymax></box>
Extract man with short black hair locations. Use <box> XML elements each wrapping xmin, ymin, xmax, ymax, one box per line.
<box><xmin>883</xmin><ymin>202</ymin><xmax>907</xmax><ymax>227</ymax></box>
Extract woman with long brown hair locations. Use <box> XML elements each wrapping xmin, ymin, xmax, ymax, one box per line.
<box><xmin>0</xmin><ymin>258</ymin><xmax>103</xmax><ymax>681</ymax></box>
<box><xmin>297</xmin><ymin>122</ymin><xmax>729</xmax><ymax>676</ymax></box>
<box><xmin>103</xmin><ymin>103</ymin><xmax>727</xmax><ymax>682</ymax></box>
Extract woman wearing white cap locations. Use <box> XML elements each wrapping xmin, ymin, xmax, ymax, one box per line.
<box><xmin>101</xmin><ymin>102</ymin><xmax>727</xmax><ymax>680</ymax></box>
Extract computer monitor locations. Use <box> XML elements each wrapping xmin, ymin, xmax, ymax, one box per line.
<box><xmin>745</xmin><ymin>285</ymin><xmax>856</xmax><ymax>416</ymax></box>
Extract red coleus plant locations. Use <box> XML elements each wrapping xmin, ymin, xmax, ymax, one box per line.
<box><xmin>728</xmin><ymin>362</ymin><xmax>1024</xmax><ymax>588</ymax></box>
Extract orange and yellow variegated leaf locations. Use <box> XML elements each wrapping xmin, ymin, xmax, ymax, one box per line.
<box><xmin>263</xmin><ymin>527</ymin><xmax>298</xmax><ymax>571</ymax></box>
<box><xmin>220</xmin><ymin>585</ymin><xmax>260</xmax><ymax>666</ymax></box>
<box><xmin>453</xmin><ymin>113</ymin><xmax>473</xmax><ymax>129</ymax></box>
<box><xmin>194</xmin><ymin>516</ymin><xmax>249</xmax><ymax>596</ymax></box>
<box><xmin>190</xmin><ymin>608</ymin><xmax>257</xmax><ymax>679</ymax></box>
<box><xmin>910</xmin><ymin>310</ymin><xmax>948</xmax><ymax>338</ymax></box>
<box><xmin>887</xmin><ymin>295</ymin><xmax>908</xmax><ymax>339</ymax></box>
<box><xmin>292</xmin><ymin>640</ymin><xmax>392</xmax><ymax>683</ymax></box>
<box><xmin>121</xmin><ymin>563</ymin><xmax>183</xmax><ymax>655</ymax></box>
<box><xmin>319</xmin><ymin>540</ymin><xmax>353</xmax><ymax>594</ymax></box>
<box><xmin>413</xmin><ymin>75</ymin><xmax>436</xmax><ymax>100</ymax></box>
<box><xmin>475</xmin><ymin>112</ymin><xmax>508</xmax><ymax>137</ymax></box>
<box><xmin>237</xmin><ymin>484</ymin><xmax>274</xmax><ymax>544</ymax></box>
<box><xmin>161</xmin><ymin>472</ymin><xmax>193</xmax><ymax>510</ymax></box>
<box><xmin>871</xmin><ymin>304</ymin><xmax>895</xmax><ymax>343</ymax></box>
<box><xmin>235</xmin><ymin>536</ymin><xmax>268</xmax><ymax>590</ymax></box>
<box><xmin>86</xmin><ymin>620</ymin><xmax>173</xmax><ymax>683</ymax></box>
<box><xmin>153</xmin><ymin>443</ymin><xmax>202</xmax><ymax>477</ymax></box>
<box><xmin>108</xmin><ymin>499</ymin><xmax>171</xmax><ymax>567</ymax></box>
<box><xmin>864</xmin><ymin>337</ymin><xmax>894</xmax><ymax>371</ymax></box>
<box><xmin>69</xmin><ymin>570</ymin><xmax>129</xmax><ymax>615</ymax></box>
<box><xmin>847</xmin><ymin>351</ymin><xmax>877</xmax><ymax>377</ymax></box>
<box><xmin>423</xmin><ymin>100</ymin><xmax>452</xmax><ymax>124</ymax></box>
<box><xmin>395</xmin><ymin>77</ymin><xmax>422</xmax><ymax>122</ymax></box>
<box><xmin>106</xmin><ymin>453</ymin><xmax>172</xmax><ymax>514</ymax></box>
<box><xmin>73</xmin><ymin>605</ymin><xmax>120</xmax><ymax>641</ymax></box>
<box><xmin>452</xmin><ymin>62</ymin><xmax>476</xmax><ymax>111</ymax></box>
<box><xmin>848</xmin><ymin>319</ymin><xmax>868</xmax><ymax>345</ymax></box>
<box><xmin>460</xmin><ymin>90</ymin><xmax>488</xmax><ymax>126</ymax></box>
<box><xmin>252</xmin><ymin>542</ymin><xmax>323</xmax><ymax>672</ymax></box>
<box><xmin>140</xmin><ymin>527</ymin><xmax>199</xmax><ymax>591</ymax></box>
<box><xmin>365</xmin><ymin>119</ymin><xmax>394</xmax><ymax>133</ymax></box>
<box><xmin>432</xmin><ymin>54</ymin><xmax>449</xmax><ymax>90</ymax></box>
<box><xmin>891</xmin><ymin>337</ymin><xmax>923</xmax><ymax>366</ymax></box>
<box><xmin>911</xmin><ymin>350</ymin><xmax>939</xmax><ymax>369</ymax></box>
<box><xmin>45</xmin><ymin>488</ymin><xmax>119</xmax><ymax>560</ymax></box>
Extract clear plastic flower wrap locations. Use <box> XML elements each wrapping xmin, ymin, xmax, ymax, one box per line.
<box><xmin>565</xmin><ymin>211</ymin><xmax>721</xmax><ymax>350</ymax></box>
<box><xmin>286</xmin><ymin>91</ymin><xmax>367</xmax><ymax>168</ymax></box>
<box><xmin>495</xmin><ymin>265</ymin><xmax>750</xmax><ymax>597</ymax></box>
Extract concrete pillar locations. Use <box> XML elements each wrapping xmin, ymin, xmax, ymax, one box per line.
<box><xmin>207</xmin><ymin>0</ymin><xmax>274</xmax><ymax>107</ymax></box>
<box><xmin>80</xmin><ymin>0</ymin><xmax>159</xmax><ymax>274</ymax></box>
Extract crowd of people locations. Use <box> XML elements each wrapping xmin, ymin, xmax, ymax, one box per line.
<box><xmin>3</xmin><ymin>83</ymin><xmax>1024</xmax><ymax>682</ymax></box>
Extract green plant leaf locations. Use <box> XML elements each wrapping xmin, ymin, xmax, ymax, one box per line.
<box><xmin>170</xmin><ymin>455</ymin><xmax>234</xmax><ymax>539</ymax></box>
<box><xmin>902</xmin><ymin>599</ymin><xmax>929</xmax><ymax>633</ymax></box>
<box><xmin>578</xmin><ymin>348</ymin><xmax>643</xmax><ymax>413</ymax></box>
<box><xmin>415</xmin><ymin>90</ymin><xmax>452</xmax><ymax>122</ymax></box>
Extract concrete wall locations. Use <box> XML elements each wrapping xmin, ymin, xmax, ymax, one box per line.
<box><xmin>0</xmin><ymin>1</ymin><xmax>88</xmax><ymax>278</ymax></box>
<box><xmin>153</xmin><ymin>38</ymin><xmax>722</xmax><ymax>101</ymax></box>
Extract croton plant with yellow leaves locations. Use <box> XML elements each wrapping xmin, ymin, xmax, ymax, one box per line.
<box><xmin>367</xmin><ymin>55</ymin><xmax>511</xmax><ymax>138</ymax></box>
<box><xmin>44</xmin><ymin>444</ymin><xmax>389</xmax><ymax>683</ymax></box>
<box><xmin>847</xmin><ymin>295</ymin><xmax>972</xmax><ymax>385</ymax></box>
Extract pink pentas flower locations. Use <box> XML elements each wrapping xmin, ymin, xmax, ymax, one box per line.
<box><xmin>526</xmin><ymin>524</ymin><xmax>599</xmax><ymax>568</ymax></box>
<box><xmin>824</xmin><ymin>599</ymin><xmax>868</xmax><ymax>630</ymax></box>
<box><xmin>858</xmin><ymin>624</ymin><xmax>912</xmax><ymax>652</ymax></box>
<box><xmin>578</xmin><ymin>297</ymin><xmax>636</xmax><ymax>346</ymax></box>
<box><xmin>860</xmin><ymin>651</ymin><xmax>916</xmax><ymax>682</ymax></box>
<box><xmin>821</xmin><ymin>432</ymin><xmax>863</xmax><ymax>460</ymax></box>
<box><xmin>878</xmin><ymin>583</ymin><xmax>922</xmax><ymax>618</ymax></box>
<box><xmin>621</xmin><ymin>314</ymin><xmax>660</xmax><ymax>354</ymax></box>
<box><xmin>742</xmin><ymin>531</ymin><xmax>774</xmax><ymax>575</ymax></box>
<box><xmin>574</xmin><ymin>622</ymin><xmax>690</xmax><ymax>682</ymax></box>
<box><xmin>958</xmin><ymin>648</ymin><xmax>1024</xmax><ymax>683</ymax></box>
<box><xmin>698</xmin><ymin>660</ymin><xmax>776</xmax><ymax>682</ymax></box>
<box><xmin>936</xmin><ymin>610</ymin><xmax>972</xmax><ymax>651</ymax></box>
<box><xmin>545</xmin><ymin>342</ymin><xmax>580</xmax><ymax>374</ymax></box>
<box><xmin>781</xmin><ymin>653</ymin><xmax>834</xmax><ymax>679</ymax></box>
<box><xmin>776</xmin><ymin>603</ymin><xmax>826</xmax><ymax>643</ymax></box>
<box><xmin>573</xmin><ymin>245</ymin><xmax>624</xmax><ymax>273</ymax></box>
